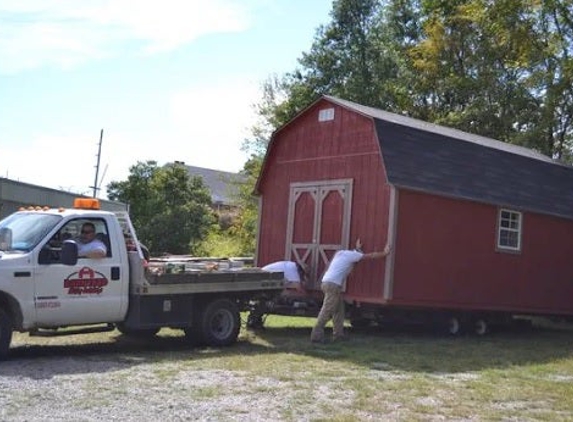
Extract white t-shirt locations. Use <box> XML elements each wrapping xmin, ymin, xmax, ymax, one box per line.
<box><xmin>321</xmin><ymin>249</ymin><xmax>364</xmax><ymax>286</ymax></box>
<box><xmin>262</xmin><ymin>261</ymin><xmax>300</xmax><ymax>282</ymax></box>
<box><xmin>77</xmin><ymin>239</ymin><xmax>107</xmax><ymax>258</ymax></box>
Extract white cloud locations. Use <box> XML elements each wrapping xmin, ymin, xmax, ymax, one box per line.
<box><xmin>169</xmin><ymin>76</ymin><xmax>260</xmax><ymax>169</ymax></box>
<box><xmin>0</xmin><ymin>0</ymin><xmax>253</xmax><ymax>73</ymax></box>
<box><xmin>0</xmin><ymin>75</ymin><xmax>262</xmax><ymax>198</ymax></box>
<box><xmin>1</xmin><ymin>133</ymin><xmax>105</xmax><ymax>196</ymax></box>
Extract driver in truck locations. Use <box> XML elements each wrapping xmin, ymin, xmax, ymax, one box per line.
<box><xmin>76</xmin><ymin>222</ymin><xmax>107</xmax><ymax>259</ymax></box>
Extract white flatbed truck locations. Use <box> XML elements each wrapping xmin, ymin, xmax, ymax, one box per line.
<box><xmin>0</xmin><ymin>198</ymin><xmax>285</xmax><ymax>359</ymax></box>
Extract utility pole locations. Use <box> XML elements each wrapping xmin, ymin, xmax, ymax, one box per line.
<box><xmin>91</xmin><ymin>129</ymin><xmax>104</xmax><ymax>198</ymax></box>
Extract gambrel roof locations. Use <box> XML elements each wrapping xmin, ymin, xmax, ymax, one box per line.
<box><xmin>324</xmin><ymin>96</ymin><xmax>573</xmax><ymax>220</ymax></box>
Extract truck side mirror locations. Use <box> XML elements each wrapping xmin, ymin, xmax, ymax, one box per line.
<box><xmin>61</xmin><ymin>240</ymin><xmax>79</xmax><ymax>266</ymax></box>
<box><xmin>0</xmin><ymin>227</ymin><xmax>12</xmax><ymax>251</ymax></box>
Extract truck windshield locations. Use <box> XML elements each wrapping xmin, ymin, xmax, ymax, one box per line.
<box><xmin>0</xmin><ymin>212</ymin><xmax>62</xmax><ymax>253</ymax></box>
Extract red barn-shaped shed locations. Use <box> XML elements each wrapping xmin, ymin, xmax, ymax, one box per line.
<box><xmin>254</xmin><ymin>95</ymin><xmax>573</xmax><ymax>333</ymax></box>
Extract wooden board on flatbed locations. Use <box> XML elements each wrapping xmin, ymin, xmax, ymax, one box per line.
<box><xmin>146</xmin><ymin>269</ymin><xmax>284</xmax><ymax>285</ymax></box>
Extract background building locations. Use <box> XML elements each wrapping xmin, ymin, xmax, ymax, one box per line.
<box><xmin>0</xmin><ymin>178</ymin><xmax>127</xmax><ymax>219</ymax></box>
<box><xmin>1</xmin><ymin>165</ymin><xmax>244</xmax><ymax>223</ymax></box>
<box><xmin>177</xmin><ymin>164</ymin><xmax>246</xmax><ymax>229</ymax></box>
<box><xmin>177</xmin><ymin>163</ymin><xmax>245</xmax><ymax>210</ymax></box>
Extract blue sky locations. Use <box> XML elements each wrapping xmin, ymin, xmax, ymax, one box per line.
<box><xmin>0</xmin><ymin>0</ymin><xmax>333</xmax><ymax>197</ymax></box>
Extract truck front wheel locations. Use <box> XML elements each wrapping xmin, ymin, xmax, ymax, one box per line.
<box><xmin>196</xmin><ymin>299</ymin><xmax>240</xmax><ymax>347</ymax></box>
<box><xmin>0</xmin><ymin>309</ymin><xmax>13</xmax><ymax>360</ymax></box>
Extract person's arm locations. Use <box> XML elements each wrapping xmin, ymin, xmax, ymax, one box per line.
<box><xmin>84</xmin><ymin>249</ymin><xmax>106</xmax><ymax>259</ymax></box>
<box><xmin>81</xmin><ymin>240</ymin><xmax>107</xmax><ymax>259</ymax></box>
<box><xmin>362</xmin><ymin>249</ymin><xmax>389</xmax><ymax>260</ymax></box>
<box><xmin>356</xmin><ymin>239</ymin><xmax>391</xmax><ymax>260</ymax></box>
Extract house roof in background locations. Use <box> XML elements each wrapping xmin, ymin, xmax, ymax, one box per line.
<box><xmin>183</xmin><ymin>164</ymin><xmax>245</xmax><ymax>206</ymax></box>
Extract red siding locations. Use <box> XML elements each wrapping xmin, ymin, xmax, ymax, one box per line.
<box><xmin>257</xmin><ymin>99</ymin><xmax>391</xmax><ymax>300</ymax></box>
<box><xmin>257</xmin><ymin>98</ymin><xmax>573</xmax><ymax>317</ymax></box>
<box><xmin>393</xmin><ymin>189</ymin><xmax>573</xmax><ymax>315</ymax></box>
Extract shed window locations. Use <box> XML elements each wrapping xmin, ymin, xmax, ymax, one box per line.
<box><xmin>318</xmin><ymin>108</ymin><xmax>335</xmax><ymax>122</ymax></box>
<box><xmin>497</xmin><ymin>209</ymin><xmax>522</xmax><ymax>251</ymax></box>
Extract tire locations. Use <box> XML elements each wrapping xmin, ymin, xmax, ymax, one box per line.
<box><xmin>116</xmin><ymin>323</ymin><xmax>159</xmax><ymax>338</ymax></box>
<box><xmin>445</xmin><ymin>315</ymin><xmax>464</xmax><ymax>336</ymax></box>
<box><xmin>196</xmin><ymin>299</ymin><xmax>240</xmax><ymax>347</ymax></box>
<box><xmin>0</xmin><ymin>309</ymin><xmax>13</xmax><ymax>360</ymax></box>
<box><xmin>473</xmin><ymin>318</ymin><xmax>489</xmax><ymax>336</ymax></box>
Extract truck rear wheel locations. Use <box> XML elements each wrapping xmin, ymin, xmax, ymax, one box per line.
<box><xmin>196</xmin><ymin>299</ymin><xmax>240</xmax><ymax>347</ymax></box>
<box><xmin>0</xmin><ymin>309</ymin><xmax>13</xmax><ymax>360</ymax></box>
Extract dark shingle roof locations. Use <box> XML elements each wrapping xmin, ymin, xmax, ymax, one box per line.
<box><xmin>184</xmin><ymin>165</ymin><xmax>245</xmax><ymax>206</ymax></box>
<box><xmin>324</xmin><ymin>96</ymin><xmax>573</xmax><ymax>220</ymax></box>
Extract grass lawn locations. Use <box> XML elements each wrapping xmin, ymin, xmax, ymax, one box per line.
<box><xmin>8</xmin><ymin>315</ymin><xmax>573</xmax><ymax>421</ymax></box>
<box><xmin>239</xmin><ymin>315</ymin><xmax>573</xmax><ymax>421</ymax></box>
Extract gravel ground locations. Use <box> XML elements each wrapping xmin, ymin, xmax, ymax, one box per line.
<box><xmin>0</xmin><ymin>357</ymin><xmax>297</xmax><ymax>421</ymax></box>
<box><xmin>0</xmin><ymin>337</ymin><xmax>360</xmax><ymax>422</ymax></box>
<box><xmin>4</xmin><ymin>324</ymin><xmax>568</xmax><ymax>422</ymax></box>
<box><xmin>1</xmin><ymin>355</ymin><xmax>302</xmax><ymax>421</ymax></box>
<box><xmin>0</xmin><ymin>350</ymin><xmax>476</xmax><ymax>422</ymax></box>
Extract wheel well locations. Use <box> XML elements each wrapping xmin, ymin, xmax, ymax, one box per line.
<box><xmin>0</xmin><ymin>292</ymin><xmax>23</xmax><ymax>329</ymax></box>
<box><xmin>195</xmin><ymin>293</ymin><xmax>250</xmax><ymax>312</ymax></box>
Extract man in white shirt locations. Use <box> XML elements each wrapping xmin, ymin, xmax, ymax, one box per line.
<box><xmin>310</xmin><ymin>239</ymin><xmax>390</xmax><ymax>343</ymax></box>
<box><xmin>76</xmin><ymin>222</ymin><xmax>107</xmax><ymax>259</ymax></box>
<box><xmin>262</xmin><ymin>261</ymin><xmax>307</xmax><ymax>284</ymax></box>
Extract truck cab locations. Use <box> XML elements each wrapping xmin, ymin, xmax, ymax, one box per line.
<box><xmin>0</xmin><ymin>198</ymin><xmax>286</xmax><ymax>360</ymax></box>
<box><xmin>0</xmin><ymin>198</ymin><xmax>132</xmax><ymax>332</ymax></box>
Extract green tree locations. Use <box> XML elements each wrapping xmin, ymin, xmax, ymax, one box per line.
<box><xmin>226</xmin><ymin>156</ymin><xmax>262</xmax><ymax>256</ymax></box>
<box><xmin>408</xmin><ymin>1</ymin><xmax>540</xmax><ymax>141</ymax></box>
<box><xmin>278</xmin><ymin>0</ymin><xmax>398</xmax><ymax>120</ymax></box>
<box><xmin>253</xmin><ymin>0</ymin><xmax>573</xmax><ymax>162</ymax></box>
<box><xmin>107</xmin><ymin>161</ymin><xmax>214</xmax><ymax>255</ymax></box>
<box><xmin>232</xmin><ymin>75</ymin><xmax>294</xmax><ymax>257</ymax></box>
<box><xmin>195</xmin><ymin>161</ymin><xmax>260</xmax><ymax>258</ymax></box>
<box><xmin>396</xmin><ymin>0</ymin><xmax>573</xmax><ymax>160</ymax></box>
<box><xmin>525</xmin><ymin>0</ymin><xmax>573</xmax><ymax>160</ymax></box>
<box><xmin>233</xmin><ymin>0</ymin><xmax>573</xmax><ymax>256</ymax></box>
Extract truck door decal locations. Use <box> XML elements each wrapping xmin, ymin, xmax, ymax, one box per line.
<box><xmin>63</xmin><ymin>266</ymin><xmax>109</xmax><ymax>295</ymax></box>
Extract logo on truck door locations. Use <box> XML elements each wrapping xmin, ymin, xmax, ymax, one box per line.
<box><xmin>64</xmin><ymin>266</ymin><xmax>109</xmax><ymax>295</ymax></box>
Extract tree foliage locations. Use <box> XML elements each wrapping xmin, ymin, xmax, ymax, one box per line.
<box><xmin>109</xmin><ymin>1</ymin><xmax>572</xmax><ymax>257</ymax></box>
<box><xmin>244</xmin><ymin>0</ymin><xmax>573</xmax><ymax>163</ymax></box>
<box><xmin>231</xmin><ymin>0</ymin><xmax>573</xmax><ymax>255</ymax></box>
<box><xmin>106</xmin><ymin>161</ymin><xmax>214</xmax><ymax>255</ymax></box>
<box><xmin>226</xmin><ymin>156</ymin><xmax>262</xmax><ymax>256</ymax></box>
<box><xmin>406</xmin><ymin>0</ymin><xmax>573</xmax><ymax>159</ymax></box>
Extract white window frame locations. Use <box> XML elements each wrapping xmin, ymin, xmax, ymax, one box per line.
<box><xmin>497</xmin><ymin>208</ymin><xmax>522</xmax><ymax>252</ymax></box>
<box><xmin>318</xmin><ymin>108</ymin><xmax>335</xmax><ymax>122</ymax></box>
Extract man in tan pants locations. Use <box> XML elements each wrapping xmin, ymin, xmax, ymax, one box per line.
<box><xmin>310</xmin><ymin>240</ymin><xmax>390</xmax><ymax>343</ymax></box>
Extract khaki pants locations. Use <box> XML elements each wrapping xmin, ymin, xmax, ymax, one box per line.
<box><xmin>310</xmin><ymin>282</ymin><xmax>345</xmax><ymax>341</ymax></box>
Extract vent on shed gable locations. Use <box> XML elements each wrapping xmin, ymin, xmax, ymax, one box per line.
<box><xmin>318</xmin><ymin>108</ymin><xmax>335</xmax><ymax>122</ymax></box>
